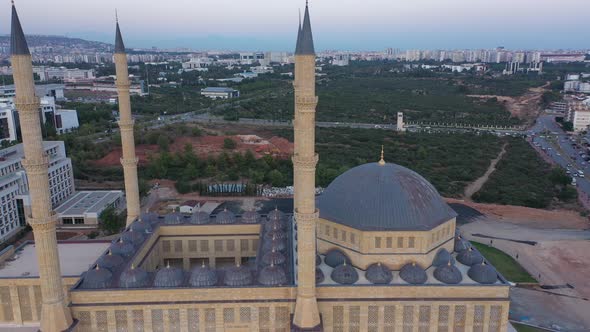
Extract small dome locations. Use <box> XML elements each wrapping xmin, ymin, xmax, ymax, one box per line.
<box><xmin>190</xmin><ymin>211</ymin><xmax>210</xmax><ymax>225</ymax></box>
<box><xmin>224</xmin><ymin>264</ymin><xmax>253</xmax><ymax>286</ymax></box>
<box><xmin>365</xmin><ymin>263</ymin><xmax>393</xmax><ymax>284</ymax></box>
<box><xmin>316</xmin><ymin>254</ymin><xmax>321</xmax><ymax>266</ymax></box>
<box><xmin>97</xmin><ymin>250</ymin><xmax>124</xmax><ymax>271</ymax></box>
<box><xmin>216</xmin><ymin>208</ymin><xmax>236</xmax><ymax>224</ymax></box>
<box><xmin>241</xmin><ymin>210</ymin><xmax>260</xmax><ymax>224</ymax></box>
<box><xmin>264</xmin><ymin>218</ymin><xmax>285</xmax><ymax>231</ymax></box>
<box><xmin>164</xmin><ymin>214</ymin><xmax>184</xmax><ymax>225</ymax></box>
<box><xmin>154</xmin><ymin>263</ymin><xmax>184</xmax><ymax>287</ymax></box>
<box><xmin>110</xmin><ymin>239</ymin><xmax>135</xmax><ymax>257</ymax></box>
<box><xmin>468</xmin><ymin>262</ymin><xmax>498</xmax><ymax>284</ymax></box>
<box><xmin>130</xmin><ymin>219</ymin><xmax>152</xmax><ymax>233</ymax></box>
<box><xmin>324</xmin><ymin>249</ymin><xmax>350</xmax><ymax>268</ymax></box>
<box><xmin>331</xmin><ymin>262</ymin><xmax>359</xmax><ymax>285</ymax></box>
<box><xmin>316</xmin><ymin>268</ymin><xmax>325</xmax><ymax>283</ymax></box>
<box><xmin>267</xmin><ymin>208</ymin><xmax>285</xmax><ymax>221</ymax></box>
<box><xmin>257</xmin><ymin>264</ymin><xmax>287</xmax><ymax>286</ymax></box>
<box><xmin>81</xmin><ymin>266</ymin><xmax>112</xmax><ymax>289</ymax></box>
<box><xmin>454</xmin><ymin>236</ymin><xmax>469</xmax><ymax>252</ymax></box>
<box><xmin>457</xmin><ymin>247</ymin><xmax>484</xmax><ymax>266</ymax></box>
<box><xmin>434</xmin><ymin>263</ymin><xmax>463</xmax><ymax>284</ymax></box>
<box><xmin>399</xmin><ymin>262</ymin><xmax>428</xmax><ymax>285</ymax></box>
<box><xmin>262</xmin><ymin>236</ymin><xmax>287</xmax><ymax>252</ymax></box>
<box><xmin>189</xmin><ymin>263</ymin><xmax>218</xmax><ymax>287</ymax></box>
<box><xmin>264</xmin><ymin>228</ymin><xmax>288</xmax><ymax>241</ymax></box>
<box><xmin>432</xmin><ymin>248</ymin><xmax>455</xmax><ymax>267</ymax></box>
<box><xmin>119</xmin><ymin>265</ymin><xmax>149</xmax><ymax>288</ymax></box>
<box><xmin>262</xmin><ymin>249</ymin><xmax>286</xmax><ymax>266</ymax></box>
<box><xmin>121</xmin><ymin>229</ymin><xmax>145</xmax><ymax>247</ymax></box>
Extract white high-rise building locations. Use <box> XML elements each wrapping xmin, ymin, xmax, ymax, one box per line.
<box><xmin>0</xmin><ymin>98</ymin><xmax>18</xmax><ymax>143</ymax></box>
<box><xmin>0</xmin><ymin>141</ymin><xmax>74</xmax><ymax>243</ymax></box>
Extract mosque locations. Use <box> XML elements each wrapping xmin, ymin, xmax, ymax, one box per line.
<box><xmin>0</xmin><ymin>2</ymin><xmax>510</xmax><ymax>331</ymax></box>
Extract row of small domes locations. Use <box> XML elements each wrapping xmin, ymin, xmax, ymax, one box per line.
<box><xmin>319</xmin><ymin>246</ymin><xmax>497</xmax><ymax>285</ymax></box>
<box><xmin>82</xmin><ymin>260</ymin><xmax>289</xmax><ymax>289</ymax></box>
<box><xmin>152</xmin><ymin>208</ymin><xmax>286</xmax><ymax>226</ymax></box>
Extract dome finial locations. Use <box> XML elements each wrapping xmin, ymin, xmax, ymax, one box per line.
<box><xmin>378</xmin><ymin>145</ymin><xmax>385</xmax><ymax>165</ymax></box>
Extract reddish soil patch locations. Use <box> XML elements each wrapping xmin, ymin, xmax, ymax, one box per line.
<box><xmin>92</xmin><ymin>135</ymin><xmax>294</xmax><ymax>167</ymax></box>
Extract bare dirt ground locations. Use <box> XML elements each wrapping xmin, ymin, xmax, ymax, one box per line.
<box><xmin>447</xmin><ymin>198</ymin><xmax>589</xmax><ymax>229</ymax></box>
<box><xmin>464</xmin><ymin>143</ymin><xmax>507</xmax><ymax>200</ymax></box>
<box><xmin>93</xmin><ymin>134</ymin><xmax>293</xmax><ymax>167</ymax></box>
<box><xmin>467</xmin><ymin>83</ymin><xmax>549</xmax><ymax>123</ymax></box>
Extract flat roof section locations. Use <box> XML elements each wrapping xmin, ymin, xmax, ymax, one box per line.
<box><xmin>0</xmin><ymin>241</ymin><xmax>110</xmax><ymax>278</ymax></box>
<box><xmin>55</xmin><ymin>191</ymin><xmax>122</xmax><ymax>216</ymax></box>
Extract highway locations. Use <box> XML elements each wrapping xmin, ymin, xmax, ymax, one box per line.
<box><xmin>530</xmin><ymin>115</ymin><xmax>590</xmax><ymax>201</ymax></box>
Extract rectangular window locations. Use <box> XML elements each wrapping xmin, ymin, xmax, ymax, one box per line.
<box><xmin>240</xmin><ymin>239</ymin><xmax>249</xmax><ymax>251</ymax></box>
<box><xmin>408</xmin><ymin>236</ymin><xmax>415</xmax><ymax>248</ymax></box>
<box><xmin>341</xmin><ymin>230</ymin><xmax>346</xmax><ymax>242</ymax></box>
<box><xmin>398</xmin><ymin>237</ymin><xmax>404</xmax><ymax>248</ymax></box>
<box><xmin>375</xmin><ymin>237</ymin><xmax>382</xmax><ymax>249</ymax></box>
<box><xmin>214</xmin><ymin>240</ymin><xmax>223</xmax><ymax>251</ymax></box>
<box><xmin>325</xmin><ymin>225</ymin><xmax>330</xmax><ymax>236</ymax></box>
<box><xmin>350</xmin><ymin>233</ymin><xmax>356</xmax><ymax>244</ymax></box>
<box><xmin>200</xmin><ymin>240</ymin><xmax>209</xmax><ymax>252</ymax></box>
<box><xmin>386</xmin><ymin>237</ymin><xmax>393</xmax><ymax>248</ymax></box>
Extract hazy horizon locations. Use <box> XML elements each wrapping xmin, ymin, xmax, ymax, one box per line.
<box><xmin>1</xmin><ymin>0</ymin><xmax>588</xmax><ymax>51</ymax></box>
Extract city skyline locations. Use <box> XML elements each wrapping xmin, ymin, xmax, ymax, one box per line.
<box><xmin>0</xmin><ymin>0</ymin><xmax>588</xmax><ymax>51</ymax></box>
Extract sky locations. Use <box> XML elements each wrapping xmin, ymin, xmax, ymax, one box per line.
<box><xmin>1</xmin><ymin>0</ymin><xmax>589</xmax><ymax>51</ymax></box>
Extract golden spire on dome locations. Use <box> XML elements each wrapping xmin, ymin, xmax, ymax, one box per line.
<box><xmin>378</xmin><ymin>145</ymin><xmax>385</xmax><ymax>166</ymax></box>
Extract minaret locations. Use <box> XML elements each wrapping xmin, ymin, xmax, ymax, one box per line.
<box><xmin>114</xmin><ymin>17</ymin><xmax>141</xmax><ymax>226</ymax></box>
<box><xmin>10</xmin><ymin>3</ymin><xmax>73</xmax><ymax>331</ymax></box>
<box><xmin>292</xmin><ymin>2</ymin><xmax>321</xmax><ymax>329</ymax></box>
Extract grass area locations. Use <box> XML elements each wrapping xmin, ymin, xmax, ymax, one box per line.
<box><xmin>471</xmin><ymin>242</ymin><xmax>536</xmax><ymax>283</ymax></box>
<box><xmin>512</xmin><ymin>322</ymin><xmax>549</xmax><ymax>332</ymax></box>
<box><xmin>473</xmin><ymin>138</ymin><xmax>577</xmax><ymax>208</ymax></box>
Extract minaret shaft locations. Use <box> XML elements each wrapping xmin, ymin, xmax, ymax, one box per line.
<box><xmin>12</xmin><ymin>54</ymin><xmax>73</xmax><ymax>332</ymax></box>
<box><xmin>115</xmin><ymin>52</ymin><xmax>141</xmax><ymax>226</ymax></box>
<box><xmin>292</xmin><ymin>52</ymin><xmax>322</xmax><ymax>328</ymax></box>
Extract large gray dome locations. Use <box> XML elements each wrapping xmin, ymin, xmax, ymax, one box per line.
<box><xmin>399</xmin><ymin>262</ymin><xmax>428</xmax><ymax>285</ymax></box>
<box><xmin>119</xmin><ymin>265</ymin><xmax>149</xmax><ymax>288</ymax></box>
<box><xmin>154</xmin><ymin>264</ymin><xmax>184</xmax><ymax>287</ymax></box>
<box><xmin>318</xmin><ymin>163</ymin><xmax>457</xmax><ymax>231</ymax></box>
<box><xmin>189</xmin><ymin>263</ymin><xmax>218</xmax><ymax>287</ymax></box>
<box><xmin>81</xmin><ymin>266</ymin><xmax>112</xmax><ymax>289</ymax></box>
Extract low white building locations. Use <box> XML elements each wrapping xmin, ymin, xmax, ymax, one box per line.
<box><xmin>332</xmin><ymin>54</ymin><xmax>350</xmax><ymax>66</ymax></box>
<box><xmin>201</xmin><ymin>87</ymin><xmax>240</xmax><ymax>99</ymax></box>
<box><xmin>40</xmin><ymin>96</ymin><xmax>80</xmax><ymax>134</ymax></box>
<box><xmin>567</xmin><ymin>99</ymin><xmax>590</xmax><ymax>132</ymax></box>
<box><xmin>179</xmin><ymin>200</ymin><xmax>200</xmax><ymax>214</ymax></box>
<box><xmin>0</xmin><ymin>99</ymin><xmax>17</xmax><ymax>142</ymax></box>
<box><xmin>182</xmin><ymin>57</ymin><xmax>213</xmax><ymax>72</ymax></box>
<box><xmin>54</xmin><ymin>191</ymin><xmax>124</xmax><ymax>228</ymax></box>
<box><xmin>34</xmin><ymin>66</ymin><xmax>95</xmax><ymax>82</ymax></box>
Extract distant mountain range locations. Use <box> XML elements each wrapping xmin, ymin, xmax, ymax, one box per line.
<box><xmin>0</xmin><ymin>34</ymin><xmax>113</xmax><ymax>52</ymax></box>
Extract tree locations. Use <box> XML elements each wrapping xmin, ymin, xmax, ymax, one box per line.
<box><xmin>99</xmin><ymin>207</ymin><xmax>124</xmax><ymax>235</ymax></box>
<box><xmin>562</xmin><ymin>121</ymin><xmax>574</xmax><ymax>132</ymax></box>
<box><xmin>267</xmin><ymin>169</ymin><xmax>284</xmax><ymax>186</ymax></box>
<box><xmin>223</xmin><ymin>138</ymin><xmax>237</xmax><ymax>150</ymax></box>
<box><xmin>157</xmin><ymin>135</ymin><xmax>170</xmax><ymax>151</ymax></box>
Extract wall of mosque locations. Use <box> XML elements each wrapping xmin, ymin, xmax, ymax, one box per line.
<box><xmin>0</xmin><ymin>277</ymin><xmax>78</xmax><ymax>326</ymax></box>
<box><xmin>317</xmin><ymin>218</ymin><xmax>457</xmax><ymax>269</ymax></box>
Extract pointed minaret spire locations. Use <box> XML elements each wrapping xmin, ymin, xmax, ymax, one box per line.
<box><xmin>296</xmin><ymin>1</ymin><xmax>315</xmax><ymax>55</ymax></box>
<box><xmin>295</xmin><ymin>9</ymin><xmax>303</xmax><ymax>53</ymax></box>
<box><xmin>115</xmin><ymin>13</ymin><xmax>126</xmax><ymax>54</ymax></box>
<box><xmin>10</xmin><ymin>1</ymin><xmax>30</xmax><ymax>55</ymax></box>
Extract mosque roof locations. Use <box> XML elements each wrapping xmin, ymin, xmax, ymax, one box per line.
<box><xmin>257</xmin><ymin>264</ymin><xmax>288</xmax><ymax>286</ymax></box>
<box><xmin>324</xmin><ymin>248</ymin><xmax>350</xmax><ymax>268</ymax></box>
<box><xmin>119</xmin><ymin>265</ymin><xmax>150</xmax><ymax>288</ymax></box>
<box><xmin>154</xmin><ymin>264</ymin><xmax>185</xmax><ymax>288</ymax></box>
<box><xmin>433</xmin><ymin>263</ymin><xmax>463</xmax><ymax>284</ymax></box>
<box><xmin>190</xmin><ymin>211</ymin><xmax>210</xmax><ymax>225</ymax></box>
<box><xmin>224</xmin><ymin>264</ymin><xmax>253</xmax><ymax>287</ymax></box>
<box><xmin>318</xmin><ymin>162</ymin><xmax>457</xmax><ymax>231</ymax></box>
<box><xmin>96</xmin><ymin>250</ymin><xmax>125</xmax><ymax>271</ymax></box>
<box><xmin>457</xmin><ymin>247</ymin><xmax>484</xmax><ymax>266</ymax></box>
<box><xmin>365</xmin><ymin>263</ymin><xmax>393</xmax><ymax>284</ymax></box>
<box><xmin>331</xmin><ymin>262</ymin><xmax>359</xmax><ymax>285</ymax></box>
<box><xmin>189</xmin><ymin>263</ymin><xmax>218</xmax><ymax>287</ymax></box>
<box><xmin>468</xmin><ymin>262</ymin><xmax>498</xmax><ymax>284</ymax></box>
<box><xmin>432</xmin><ymin>248</ymin><xmax>455</xmax><ymax>267</ymax></box>
<box><xmin>399</xmin><ymin>262</ymin><xmax>428</xmax><ymax>285</ymax></box>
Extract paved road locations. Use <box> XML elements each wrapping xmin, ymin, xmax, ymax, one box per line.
<box><xmin>530</xmin><ymin>115</ymin><xmax>590</xmax><ymax>203</ymax></box>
